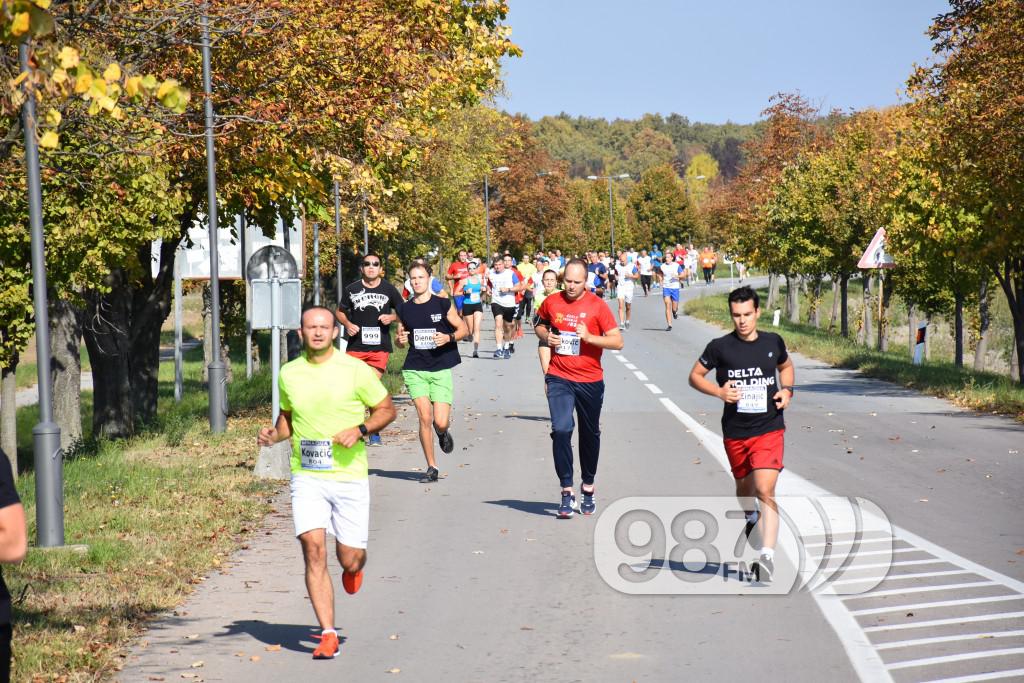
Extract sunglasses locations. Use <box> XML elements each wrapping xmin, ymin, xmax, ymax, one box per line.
<box><xmin>362</xmin><ymin>260</ymin><xmax>381</xmax><ymax>267</ymax></box>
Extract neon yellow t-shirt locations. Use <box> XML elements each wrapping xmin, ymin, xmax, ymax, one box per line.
<box><xmin>279</xmin><ymin>351</ymin><xmax>389</xmax><ymax>481</ymax></box>
<box><xmin>517</xmin><ymin>261</ymin><xmax>537</xmax><ymax>282</ymax></box>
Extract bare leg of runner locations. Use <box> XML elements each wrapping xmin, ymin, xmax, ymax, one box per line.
<box><xmin>299</xmin><ymin>530</ymin><xmax>336</xmax><ymax>631</ymax></box>
<box><xmin>413</xmin><ymin>396</ymin><xmax>437</xmax><ymax>469</ymax></box>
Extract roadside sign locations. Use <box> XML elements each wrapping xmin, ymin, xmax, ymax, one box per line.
<box><xmin>858</xmin><ymin>227</ymin><xmax>895</xmax><ymax>269</ymax></box>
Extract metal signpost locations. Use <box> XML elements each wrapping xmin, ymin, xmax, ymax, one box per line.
<box><xmin>247</xmin><ymin>246</ymin><xmax>301</xmax><ymax>422</ymax></box>
<box><xmin>858</xmin><ymin>227</ymin><xmax>897</xmax><ymax>351</ymax></box>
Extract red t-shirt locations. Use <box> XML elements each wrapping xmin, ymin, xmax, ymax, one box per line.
<box><xmin>447</xmin><ymin>261</ymin><xmax>470</xmax><ymax>291</ymax></box>
<box><xmin>536</xmin><ymin>291</ymin><xmax>617</xmax><ymax>383</ymax></box>
<box><xmin>673</xmin><ymin>248</ymin><xmax>686</xmax><ymax>262</ymax></box>
<box><xmin>513</xmin><ymin>268</ymin><xmax>525</xmax><ymax>303</ymax></box>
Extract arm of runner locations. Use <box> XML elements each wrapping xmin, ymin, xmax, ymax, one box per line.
<box><xmin>444</xmin><ymin>299</ymin><xmax>468</xmax><ymax>343</ymax></box>
<box><xmin>335</xmin><ymin>308</ymin><xmax>359</xmax><ymax>337</ymax></box>
<box><xmin>258</xmin><ymin>409</ymin><xmax>294</xmax><ymax>446</ymax></box>
<box><xmin>774</xmin><ymin>357</ymin><xmax>795</xmax><ymax>409</ymax></box>
<box><xmin>334</xmin><ymin>395</ymin><xmax>397</xmax><ymax>448</ymax></box>
<box><xmin>379</xmin><ymin>284</ymin><xmax>401</xmax><ymax>325</ymax></box>
<box><xmin>576</xmin><ymin>322</ymin><xmax>623</xmax><ymax>350</ymax></box>
<box><xmin>395</xmin><ymin>320</ymin><xmax>409</xmax><ymax>348</ymax></box>
<box><xmin>688</xmin><ymin>361</ymin><xmax>739</xmax><ymax>403</ymax></box>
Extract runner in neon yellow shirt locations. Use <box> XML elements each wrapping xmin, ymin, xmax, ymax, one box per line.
<box><xmin>258</xmin><ymin>306</ymin><xmax>396</xmax><ymax>659</ymax></box>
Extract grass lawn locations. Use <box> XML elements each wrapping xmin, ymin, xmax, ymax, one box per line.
<box><xmin>685</xmin><ymin>289</ymin><xmax>1024</xmax><ymax>421</ymax></box>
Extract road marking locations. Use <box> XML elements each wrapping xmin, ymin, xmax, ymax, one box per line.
<box><xmin>874</xmin><ymin>629</ymin><xmax>1024</xmax><ymax>650</ymax></box>
<box><xmin>645</xmin><ymin>384</ymin><xmax>662</xmax><ymax>395</ymax></box>
<box><xmin>829</xmin><ymin>570</ymin><xmax>972</xmax><ymax>587</ymax></box>
<box><xmin>849</xmin><ymin>594</ymin><xmax>1024</xmax><ymax>616</ymax></box>
<box><xmin>886</xmin><ymin>647</ymin><xmax>1024</xmax><ymax>671</ymax></box>
<box><xmin>653</xmin><ymin>393</ymin><xmax>1024</xmax><ymax>683</ymax></box>
<box><xmin>922</xmin><ymin>668</ymin><xmax>1024</xmax><ymax>682</ymax></box>
<box><xmin>615</xmin><ymin>355</ymin><xmax>629</xmax><ymax>363</ymax></box>
<box><xmin>839</xmin><ymin>559</ymin><xmax>947</xmax><ymax>572</ymax></box>
<box><xmin>625</xmin><ymin>363</ymin><xmax>637</xmax><ymax>370</ymax></box>
<box><xmin>634</xmin><ymin>371</ymin><xmax>648</xmax><ymax>381</ymax></box>
<box><xmin>863</xmin><ymin>612</ymin><xmax>1024</xmax><ymax>633</ymax></box>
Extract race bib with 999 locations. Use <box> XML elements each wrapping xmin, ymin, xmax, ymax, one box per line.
<box><xmin>360</xmin><ymin>326</ymin><xmax>382</xmax><ymax>345</ymax></box>
<box><xmin>737</xmin><ymin>385</ymin><xmax>768</xmax><ymax>414</ymax></box>
<box><xmin>299</xmin><ymin>439</ymin><xmax>333</xmax><ymax>470</ymax></box>
<box><xmin>413</xmin><ymin>328</ymin><xmax>437</xmax><ymax>350</ymax></box>
<box><xmin>556</xmin><ymin>331</ymin><xmax>581</xmax><ymax>356</ymax></box>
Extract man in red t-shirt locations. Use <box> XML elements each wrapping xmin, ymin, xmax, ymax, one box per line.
<box><xmin>534</xmin><ymin>258</ymin><xmax>624</xmax><ymax>519</ymax></box>
<box><xmin>446</xmin><ymin>249</ymin><xmax>471</xmax><ymax>317</ymax></box>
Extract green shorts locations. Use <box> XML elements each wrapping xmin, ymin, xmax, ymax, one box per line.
<box><xmin>402</xmin><ymin>369</ymin><xmax>454</xmax><ymax>404</ymax></box>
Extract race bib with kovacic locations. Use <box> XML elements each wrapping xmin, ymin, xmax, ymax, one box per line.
<box><xmin>361</xmin><ymin>326</ymin><xmax>382</xmax><ymax>345</ymax></box>
<box><xmin>556</xmin><ymin>331</ymin><xmax>581</xmax><ymax>356</ymax></box>
<box><xmin>737</xmin><ymin>385</ymin><xmax>768</xmax><ymax>414</ymax></box>
<box><xmin>299</xmin><ymin>439</ymin><xmax>333</xmax><ymax>470</ymax></box>
<box><xmin>413</xmin><ymin>328</ymin><xmax>437</xmax><ymax>350</ymax></box>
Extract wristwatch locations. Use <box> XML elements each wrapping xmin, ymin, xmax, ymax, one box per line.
<box><xmin>358</xmin><ymin>424</ymin><xmax>369</xmax><ymax>436</ymax></box>
<box><xmin>781</xmin><ymin>386</ymin><xmax>795</xmax><ymax>394</ymax></box>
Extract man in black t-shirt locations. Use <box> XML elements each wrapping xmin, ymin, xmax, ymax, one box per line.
<box><xmin>0</xmin><ymin>452</ymin><xmax>27</xmax><ymax>682</ymax></box>
<box><xmin>688</xmin><ymin>286</ymin><xmax>794</xmax><ymax>582</ymax></box>
<box><xmin>337</xmin><ymin>253</ymin><xmax>402</xmax><ymax>446</ymax></box>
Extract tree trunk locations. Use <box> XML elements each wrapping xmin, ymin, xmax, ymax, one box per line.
<box><xmin>840</xmin><ymin>274</ymin><xmax>850</xmax><ymax>337</ymax></box>
<box><xmin>991</xmin><ymin>259</ymin><xmax>1023</xmax><ymax>383</ymax></box>
<box><xmin>954</xmin><ymin>290</ymin><xmax>964</xmax><ymax>368</ymax></box>
<box><xmin>829</xmin><ymin>279</ymin><xmax>839</xmax><ymax>331</ymax></box>
<box><xmin>1011</xmin><ymin>335</ymin><xmax>1020</xmax><ymax>383</ymax></box>
<box><xmin>809</xmin><ymin>279</ymin><xmax>823</xmax><ymax>328</ymax></box>
<box><xmin>766</xmin><ymin>273</ymin><xmax>779</xmax><ymax>310</ymax></box>
<box><xmin>50</xmin><ymin>299</ymin><xmax>83</xmax><ymax>451</ymax></box>
<box><xmin>1</xmin><ymin>356</ymin><xmax>17</xmax><ymax>480</ymax></box>
<box><xmin>974</xmin><ymin>279</ymin><xmax>990</xmax><ymax>372</ymax></box>
<box><xmin>878</xmin><ymin>274</ymin><xmax>892</xmax><ymax>353</ymax></box>
<box><xmin>861</xmin><ymin>275</ymin><xmax>873</xmax><ymax>347</ymax></box>
<box><xmin>83</xmin><ymin>228</ymin><xmax>185</xmax><ymax>437</ymax></box>
<box><xmin>786</xmin><ymin>274</ymin><xmax>800</xmax><ymax>324</ymax></box>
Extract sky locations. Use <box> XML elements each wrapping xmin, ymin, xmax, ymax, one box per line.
<box><xmin>497</xmin><ymin>0</ymin><xmax>951</xmax><ymax>124</ymax></box>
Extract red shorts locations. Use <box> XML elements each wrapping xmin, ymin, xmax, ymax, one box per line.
<box><xmin>347</xmin><ymin>350</ymin><xmax>389</xmax><ymax>374</ymax></box>
<box><xmin>723</xmin><ymin>429</ymin><xmax>785</xmax><ymax>479</ymax></box>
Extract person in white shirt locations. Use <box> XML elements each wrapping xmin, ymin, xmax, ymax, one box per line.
<box><xmin>486</xmin><ymin>258</ymin><xmax>524</xmax><ymax>359</ymax></box>
<box><xmin>614</xmin><ymin>252</ymin><xmax>639</xmax><ymax>329</ymax></box>
<box><xmin>637</xmin><ymin>249</ymin><xmax>653</xmax><ymax>297</ymax></box>
<box><xmin>660</xmin><ymin>254</ymin><xmax>684</xmax><ymax>331</ymax></box>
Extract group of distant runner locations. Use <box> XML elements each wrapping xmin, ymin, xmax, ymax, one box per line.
<box><xmin>257</xmin><ymin>244</ymin><xmax>787</xmax><ymax>660</ymax></box>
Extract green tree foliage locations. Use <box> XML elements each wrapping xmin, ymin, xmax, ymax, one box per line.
<box><xmin>627</xmin><ymin>164</ymin><xmax>692</xmax><ymax>250</ymax></box>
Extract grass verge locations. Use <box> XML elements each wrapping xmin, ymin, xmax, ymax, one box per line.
<box><xmin>685</xmin><ymin>289</ymin><xmax>1024</xmax><ymax>421</ymax></box>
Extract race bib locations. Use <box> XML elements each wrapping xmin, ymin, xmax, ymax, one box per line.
<box><xmin>556</xmin><ymin>331</ymin><xmax>581</xmax><ymax>356</ymax></box>
<box><xmin>468</xmin><ymin>289</ymin><xmax>481</xmax><ymax>304</ymax></box>
<box><xmin>413</xmin><ymin>328</ymin><xmax>437</xmax><ymax>350</ymax></box>
<box><xmin>360</xmin><ymin>326</ymin><xmax>382</xmax><ymax>345</ymax></box>
<box><xmin>299</xmin><ymin>439</ymin><xmax>333</xmax><ymax>470</ymax></box>
<box><xmin>737</xmin><ymin>385</ymin><xmax>768</xmax><ymax>414</ymax></box>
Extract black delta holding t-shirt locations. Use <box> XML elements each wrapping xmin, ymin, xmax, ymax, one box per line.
<box><xmin>341</xmin><ymin>279</ymin><xmax>403</xmax><ymax>352</ymax></box>
<box><xmin>699</xmin><ymin>331</ymin><xmax>789</xmax><ymax>439</ymax></box>
<box><xmin>397</xmin><ymin>295</ymin><xmax>461</xmax><ymax>372</ymax></box>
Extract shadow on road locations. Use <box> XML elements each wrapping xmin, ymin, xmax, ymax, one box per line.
<box><xmin>369</xmin><ymin>468</ymin><xmax>425</xmax><ymax>481</ymax></box>
<box><xmin>484</xmin><ymin>499</ymin><xmax>558</xmax><ymax>517</ymax></box>
<box><xmin>216</xmin><ymin>619</ymin><xmax>347</xmax><ymax>654</ymax></box>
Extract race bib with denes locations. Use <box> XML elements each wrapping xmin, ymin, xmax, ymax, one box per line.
<box><xmin>737</xmin><ymin>385</ymin><xmax>768</xmax><ymax>414</ymax></box>
<box><xmin>413</xmin><ymin>328</ymin><xmax>437</xmax><ymax>350</ymax></box>
<box><xmin>360</xmin><ymin>326</ymin><xmax>381</xmax><ymax>345</ymax></box>
<box><xmin>556</xmin><ymin>331</ymin><xmax>581</xmax><ymax>356</ymax></box>
<box><xmin>299</xmin><ymin>439</ymin><xmax>333</xmax><ymax>470</ymax></box>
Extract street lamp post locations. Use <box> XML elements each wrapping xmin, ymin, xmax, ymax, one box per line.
<box><xmin>484</xmin><ymin>166</ymin><xmax>509</xmax><ymax>265</ymax></box>
<box><xmin>535</xmin><ymin>170</ymin><xmax>554</xmax><ymax>252</ymax></box>
<box><xmin>587</xmin><ymin>173</ymin><xmax>630</xmax><ymax>255</ymax></box>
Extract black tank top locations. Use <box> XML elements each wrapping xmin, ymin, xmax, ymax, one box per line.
<box><xmin>398</xmin><ymin>295</ymin><xmax>461</xmax><ymax>371</ymax></box>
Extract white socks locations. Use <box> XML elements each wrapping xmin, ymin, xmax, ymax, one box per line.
<box><xmin>759</xmin><ymin>547</ymin><xmax>775</xmax><ymax>560</ymax></box>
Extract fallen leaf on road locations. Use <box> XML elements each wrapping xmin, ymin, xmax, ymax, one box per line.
<box><xmin>184</xmin><ymin>634</ymin><xmax>199</xmax><ymax>640</ymax></box>
<box><xmin>869</xmin><ymin>412</ymin><xmax>877</xmax><ymax>416</ymax></box>
<box><xmin>386</xmin><ymin>668</ymin><xmax>401</xmax><ymax>674</ymax></box>
<box><xmin>911</xmin><ymin>449</ymin><xmax>920</xmax><ymax>453</ymax></box>
<box><xmin>936</xmin><ymin>469</ymin><xmax>946</xmax><ymax>473</ymax></box>
<box><xmin>148</xmin><ymin>678</ymin><xmax>165</xmax><ymax>682</ymax></box>
<box><xmin>389</xmin><ymin>634</ymin><xmax>399</xmax><ymax>640</ymax></box>
<box><xmin>966</xmin><ymin>458</ymin><xmax>975</xmax><ymax>462</ymax></box>
<box><xmin>472</xmin><ymin>550</ymin><xmax>485</xmax><ymax>555</ymax></box>
<box><xmin>888</xmin><ymin>436</ymin><xmax>901</xmax><ymax>442</ymax></box>
<box><xmin>234</xmin><ymin>652</ymin><xmax>246</xmax><ymax>657</ymax></box>
<box><xmin>692</xmin><ymin>458</ymin><xmax>701</xmax><ymax>465</ymax></box>
<box><xmin>249</xmin><ymin>656</ymin><xmax>260</xmax><ymax>662</ymax></box>
<box><xmin>1010</xmin><ymin>450</ymin><xmax>1019</xmax><ymax>455</ymax></box>
<box><xmin>846</xmin><ymin>448</ymin><xmax>854</xmax><ymax>454</ymax></box>
<box><xmin>918</xmin><ymin>498</ymin><xmax>929</xmax><ymax>503</ymax></box>
<box><xmin>264</xmin><ymin>644</ymin><xmax>281</xmax><ymax>652</ymax></box>
<box><xmin>499</xmin><ymin>529</ymin><xmax>509</xmax><ymax>534</ymax></box>
<box><xmin>1015</xmin><ymin>549</ymin><xmax>1024</xmax><ymax>556</ymax></box>
<box><xmin>520</xmin><ymin>626</ymin><xmax>534</xmax><ymax>630</ymax></box>
<box><xmin>827</xmin><ymin>412</ymin><xmax>834</xmax><ymax>416</ymax></box>
<box><xmin>191</xmin><ymin>661</ymin><xmax>204</xmax><ymax>668</ymax></box>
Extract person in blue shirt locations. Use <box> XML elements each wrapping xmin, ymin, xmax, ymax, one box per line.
<box><xmin>586</xmin><ymin>252</ymin><xmax>608</xmax><ymax>298</ymax></box>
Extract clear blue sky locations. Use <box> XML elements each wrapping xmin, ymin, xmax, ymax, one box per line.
<box><xmin>497</xmin><ymin>0</ymin><xmax>950</xmax><ymax>124</ymax></box>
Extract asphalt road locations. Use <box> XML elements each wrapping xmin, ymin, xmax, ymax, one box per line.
<box><xmin>120</xmin><ymin>279</ymin><xmax>1024</xmax><ymax>683</ymax></box>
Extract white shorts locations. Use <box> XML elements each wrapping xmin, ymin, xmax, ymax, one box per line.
<box><xmin>617</xmin><ymin>285</ymin><xmax>634</xmax><ymax>303</ymax></box>
<box><xmin>290</xmin><ymin>474</ymin><xmax>370</xmax><ymax>548</ymax></box>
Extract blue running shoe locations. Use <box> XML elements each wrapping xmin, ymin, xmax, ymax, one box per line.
<box><xmin>557</xmin><ymin>491</ymin><xmax>576</xmax><ymax>519</ymax></box>
<box><xmin>494</xmin><ymin>349</ymin><xmax>503</xmax><ymax>360</ymax></box>
<box><xmin>368</xmin><ymin>433</ymin><xmax>382</xmax><ymax>447</ymax></box>
<box><xmin>580</xmin><ymin>488</ymin><xmax>596</xmax><ymax>515</ymax></box>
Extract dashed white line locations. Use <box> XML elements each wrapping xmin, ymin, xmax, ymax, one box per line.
<box><xmin>633</xmin><ymin>371</ymin><xmax>648</xmax><ymax>381</ymax></box>
<box><xmin>829</xmin><ymin>570</ymin><xmax>972</xmax><ymax>587</ymax></box>
<box><xmin>922</xmin><ymin>667</ymin><xmax>1024</xmax><ymax>682</ymax></box>
<box><xmin>645</xmin><ymin>384</ymin><xmax>662</xmax><ymax>395</ymax></box>
<box><xmin>849</xmin><ymin>594</ymin><xmax>1024</xmax><ymax>617</ymax></box>
<box><xmin>625</xmin><ymin>363</ymin><xmax>637</xmax><ymax>370</ymax></box>
<box><xmin>875</xmin><ymin>629</ymin><xmax>1024</xmax><ymax>650</ymax></box>
<box><xmin>887</xmin><ymin>647</ymin><xmax>1024</xmax><ymax>671</ymax></box>
<box><xmin>615</xmin><ymin>355</ymin><xmax>629</xmax><ymax>363</ymax></box>
<box><xmin>845</xmin><ymin>580</ymin><xmax>993</xmax><ymax>599</ymax></box>
<box><xmin>863</xmin><ymin>612</ymin><xmax>1024</xmax><ymax>633</ymax></box>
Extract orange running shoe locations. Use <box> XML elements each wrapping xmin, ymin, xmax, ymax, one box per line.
<box><xmin>342</xmin><ymin>569</ymin><xmax>363</xmax><ymax>595</ymax></box>
<box><xmin>312</xmin><ymin>630</ymin><xmax>339</xmax><ymax>659</ymax></box>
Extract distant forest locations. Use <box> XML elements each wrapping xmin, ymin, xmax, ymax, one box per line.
<box><xmin>524</xmin><ymin>112</ymin><xmax>762</xmax><ymax>180</ymax></box>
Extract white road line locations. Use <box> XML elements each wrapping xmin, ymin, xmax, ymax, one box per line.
<box><xmin>645</xmin><ymin>384</ymin><xmax>662</xmax><ymax>395</ymax></box>
<box><xmin>837</xmin><ymin>559</ymin><xmax>947</xmax><ymax>572</ymax></box>
<box><xmin>805</xmin><ymin>539</ymin><xmax>901</xmax><ymax>549</ymax></box>
<box><xmin>615</xmin><ymin>355</ymin><xmax>629</xmax><ymax>363</ymax></box>
<box><xmin>625</xmin><ymin>363</ymin><xmax>637</xmax><ymax>370</ymax></box>
<box><xmin>887</xmin><ymin>647</ymin><xmax>1024</xmax><ymax>671</ymax></box>
<box><xmin>634</xmin><ymin>371</ymin><xmax>649</xmax><ymax>381</ymax></box>
<box><xmin>812</xmin><ymin>547</ymin><xmax>924</xmax><ymax>560</ymax></box>
<box><xmin>863</xmin><ymin>612</ymin><xmax>1024</xmax><ymax>633</ymax></box>
<box><xmin>830</xmin><ymin>570</ymin><xmax>972</xmax><ymax>587</ymax></box>
<box><xmin>843</xmin><ymin>581</ymin><xmax>993</xmax><ymax>600</ymax></box>
<box><xmin>874</xmin><ymin>629</ymin><xmax>1024</xmax><ymax>650</ymax></box>
<box><xmin>850</xmin><ymin>594</ymin><xmax>1024</xmax><ymax>617</ymax></box>
<box><xmin>922</xmin><ymin>667</ymin><xmax>1024</xmax><ymax>683</ymax></box>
